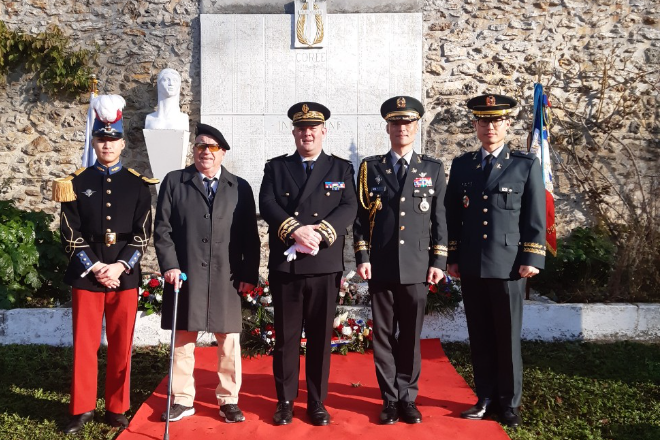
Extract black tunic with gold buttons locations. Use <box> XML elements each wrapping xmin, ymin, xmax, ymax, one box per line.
<box><xmin>59</xmin><ymin>162</ymin><xmax>154</xmax><ymax>291</ymax></box>
<box><xmin>353</xmin><ymin>151</ymin><xmax>448</xmax><ymax>283</ymax></box>
<box><xmin>444</xmin><ymin>145</ymin><xmax>546</xmax><ymax>278</ymax></box>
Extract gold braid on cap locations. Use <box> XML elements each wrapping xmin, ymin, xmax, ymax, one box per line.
<box><xmin>357</xmin><ymin>161</ymin><xmax>382</xmax><ymax>251</ymax></box>
<box><xmin>385</xmin><ymin>110</ymin><xmax>420</xmax><ymax>121</ymax></box>
<box><xmin>292</xmin><ymin>110</ymin><xmax>325</xmax><ymax>123</ymax></box>
<box><xmin>472</xmin><ymin>108</ymin><xmax>513</xmax><ymax>117</ymax></box>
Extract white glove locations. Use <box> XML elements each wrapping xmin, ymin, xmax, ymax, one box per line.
<box><xmin>284</xmin><ymin>243</ymin><xmax>319</xmax><ymax>262</ymax></box>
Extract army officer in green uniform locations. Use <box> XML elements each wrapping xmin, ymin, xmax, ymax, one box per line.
<box><xmin>354</xmin><ymin>96</ymin><xmax>448</xmax><ymax>425</ymax></box>
<box><xmin>444</xmin><ymin>94</ymin><xmax>546</xmax><ymax>428</ymax></box>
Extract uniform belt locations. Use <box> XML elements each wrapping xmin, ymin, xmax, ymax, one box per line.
<box><xmin>85</xmin><ymin>233</ymin><xmax>132</xmax><ymax>243</ymax></box>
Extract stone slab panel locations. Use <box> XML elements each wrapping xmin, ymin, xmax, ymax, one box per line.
<box><xmin>200</xmin><ymin>13</ymin><xmax>423</xmax><ymax>208</ymax></box>
<box><xmin>200</xmin><ymin>0</ymin><xmax>423</xmax><ymax>14</ymax></box>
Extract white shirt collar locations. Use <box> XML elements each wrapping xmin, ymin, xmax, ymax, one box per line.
<box><xmin>481</xmin><ymin>144</ymin><xmax>505</xmax><ymax>161</ymax></box>
<box><xmin>390</xmin><ymin>149</ymin><xmax>414</xmax><ymax>164</ymax></box>
<box><xmin>198</xmin><ymin>167</ymin><xmax>222</xmax><ymax>183</ymax></box>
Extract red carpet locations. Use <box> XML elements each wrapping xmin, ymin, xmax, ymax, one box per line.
<box><xmin>119</xmin><ymin>339</ymin><xmax>508</xmax><ymax>440</ymax></box>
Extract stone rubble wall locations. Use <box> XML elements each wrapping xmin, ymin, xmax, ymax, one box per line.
<box><xmin>1</xmin><ymin>0</ymin><xmax>658</xmax><ymax>275</ymax></box>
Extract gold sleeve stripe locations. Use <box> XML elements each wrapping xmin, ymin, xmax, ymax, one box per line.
<box><xmin>448</xmin><ymin>240</ymin><xmax>458</xmax><ymax>251</ymax></box>
<box><xmin>354</xmin><ymin>240</ymin><xmax>368</xmax><ymax>253</ymax></box>
<box><xmin>278</xmin><ymin>217</ymin><xmax>301</xmax><ymax>242</ymax></box>
<box><xmin>523</xmin><ymin>242</ymin><xmax>546</xmax><ymax>250</ymax></box>
<box><xmin>523</xmin><ymin>247</ymin><xmax>546</xmax><ymax>256</ymax></box>
<box><xmin>433</xmin><ymin>249</ymin><xmax>448</xmax><ymax>256</ymax></box>
<box><xmin>317</xmin><ymin>220</ymin><xmax>337</xmax><ymax>246</ymax></box>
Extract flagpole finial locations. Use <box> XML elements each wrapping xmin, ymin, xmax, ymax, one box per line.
<box><xmin>90</xmin><ymin>74</ymin><xmax>98</xmax><ymax>96</ymax></box>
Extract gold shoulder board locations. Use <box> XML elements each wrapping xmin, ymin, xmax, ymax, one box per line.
<box><xmin>128</xmin><ymin>168</ymin><xmax>160</xmax><ymax>185</ymax></box>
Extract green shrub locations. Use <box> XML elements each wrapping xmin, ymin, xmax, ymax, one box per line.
<box><xmin>0</xmin><ymin>200</ymin><xmax>69</xmax><ymax>309</ymax></box>
<box><xmin>532</xmin><ymin>226</ymin><xmax>617</xmax><ymax>303</ymax></box>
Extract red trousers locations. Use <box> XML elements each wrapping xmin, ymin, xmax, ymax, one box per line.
<box><xmin>70</xmin><ymin>288</ymin><xmax>138</xmax><ymax>415</ymax></box>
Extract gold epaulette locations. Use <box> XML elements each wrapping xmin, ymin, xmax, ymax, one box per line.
<box><xmin>52</xmin><ymin>168</ymin><xmax>85</xmax><ymax>202</ymax></box>
<box><xmin>128</xmin><ymin>168</ymin><xmax>160</xmax><ymax>185</ymax></box>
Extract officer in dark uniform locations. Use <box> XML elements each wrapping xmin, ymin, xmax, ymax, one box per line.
<box><xmin>444</xmin><ymin>94</ymin><xmax>546</xmax><ymax>428</ymax></box>
<box><xmin>52</xmin><ymin>94</ymin><xmax>157</xmax><ymax>434</ymax></box>
<box><xmin>353</xmin><ymin>96</ymin><xmax>448</xmax><ymax>425</ymax></box>
<box><xmin>259</xmin><ymin>102</ymin><xmax>358</xmax><ymax>426</ymax></box>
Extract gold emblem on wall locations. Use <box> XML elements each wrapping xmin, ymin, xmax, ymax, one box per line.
<box><xmin>295</xmin><ymin>0</ymin><xmax>326</xmax><ymax>48</ymax></box>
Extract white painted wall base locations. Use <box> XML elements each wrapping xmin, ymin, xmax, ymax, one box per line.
<box><xmin>1</xmin><ymin>302</ymin><xmax>659</xmax><ymax>346</ymax></box>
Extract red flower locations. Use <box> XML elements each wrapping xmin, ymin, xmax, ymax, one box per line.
<box><xmin>142</xmin><ymin>291</ymin><xmax>150</xmax><ymax>297</ymax></box>
<box><xmin>429</xmin><ymin>284</ymin><xmax>439</xmax><ymax>294</ymax></box>
<box><xmin>148</xmin><ymin>278</ymin><xmax>160</xmax><ymax>288</ymax></box>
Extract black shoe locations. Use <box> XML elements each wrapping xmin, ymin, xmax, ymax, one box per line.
<box><xmin>219</xmin><ymin>404</ymin><xmax>245</xmax><ymax>423</ymax></box>
<box><xmin>461</xmin><ymin>397</ymin><xmax>495</xmax><ymax>420</ymax></box>
<box><xmin>63</xmin><ymin>411</ymin><xmax>94</xmax><ymax>434</ymax></box>
<box><xmin>273</xmin><ymin>401</ymin><xmax>294</xmax><ymax>425</ymax></box>
<box><xmin>161</xmin><ymin>403</ymin><xmax>195</xmax><ymax>422</ymax></box>
<box><xmin>104</xmin><ymin>411</ymin><xmax>129</xmax><ymax>429</ymax></box>
<box><xmin>500</xmin><ymin>407</ymin><xmax>521</xmax><ymax>428</ymax></box>
<box><xmin>399</xmin><ymin>401</ymin><xmax>422</xmax><ymax>424</ymax></box>
<box><xmin>379</xmin><ymin>400</ymin><xmax>399</xmax><ymax>425</ymax></box>
<box><xmin>307</xmin><ymin>401</ymin><xmax>331</xmax><ymax>426</ymax></box>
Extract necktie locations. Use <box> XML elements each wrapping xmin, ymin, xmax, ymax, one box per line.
<box><xmin>203</xmin><ymin>177</ymin><xmax>217</xmax><ymax>202</ymax></box>
<box><xmin>397</xmin><ymin>158</ymin><xmax>407</xmax><ymax>186</ymax></box>
<box><xmin>483</xmin><ymin>154</ymin><xmax>494</xmax><ymax>180</ymax></box>
<box><xmin>304</xmin><ymin>161</ymin><xmax>315</xmax><ymax>180</ymax></box>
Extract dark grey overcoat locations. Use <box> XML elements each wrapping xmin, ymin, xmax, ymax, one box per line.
<box><xmin>154</xmin><ymin>164</ymin><xmax>260</xmax><ymax>333</ymax></box>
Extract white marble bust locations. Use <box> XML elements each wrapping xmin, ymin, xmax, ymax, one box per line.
<box><xmin>145</xmin><ymin>68</ymin><xmax>189</xmax><ymax>130</ymax></box>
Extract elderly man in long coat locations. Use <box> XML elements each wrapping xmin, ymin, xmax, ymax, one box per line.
<box><xmin>155</xmin><ymin>123</ymin><xmax>260</xmax><ymax>424</ymax></box>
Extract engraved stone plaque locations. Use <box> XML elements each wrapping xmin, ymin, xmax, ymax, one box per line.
<box><xmin>200</xmin><ymin>13</ymin><xmax>422</xmax><ymax>210</ymax></box>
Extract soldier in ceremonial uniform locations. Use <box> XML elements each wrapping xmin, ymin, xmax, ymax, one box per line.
<box><xmin>53</xmin><ymin>94</ymin><xmax>157</xmax><ymax>434</ymax></box>
<box><xmin>259</xmin><ymin>102</ymin><xmax>357</xmax><ymax>426</ymax></box>
<box><xmin>444</xmin><ymin>94</ymin><xmax>546</xmax><ymax>428</ymax></box>
<box><xmin>353</xmin><ymin>96</ymin><xmax>448</xmax><ymax>425</ymax></box>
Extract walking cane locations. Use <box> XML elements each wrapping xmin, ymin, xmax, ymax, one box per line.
<box><xmin>164</xmin><ymin>272</ymin><xmax>187</xmax><ymax>440</ymax></box>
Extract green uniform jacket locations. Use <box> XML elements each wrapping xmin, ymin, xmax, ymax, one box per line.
<box><xmin>444</xmin><ymin>145</ymin><xmax>546</xmax><ymax>279</ymax></box>
<box><xmin>353</xmin><ymin>151</ymin><xmax>448</xmax><ymax>284</ymax></box>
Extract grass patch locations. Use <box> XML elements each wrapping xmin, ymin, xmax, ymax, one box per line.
<box><xmin>0</xmin><ymin>342</ymin><xmax>658</xmax><ymax>439</ymax></box>
<box><xmin>443</xmin><ymin>341</ymin><xmax>660</xmax><ymax>440</ymax></box>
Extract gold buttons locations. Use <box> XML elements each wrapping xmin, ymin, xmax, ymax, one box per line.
<box><xmin>429</xmin><ymin>189</ymin><xmax>435</xmax><ymax>195</ymax></box>
<box><xmin>483</xmin><ymin>221</ymin><xmax>488</xmax><ymax>226</ymax></box>
<box><xmin>313</xmin><ymin>213</ymin><xmax>318</xmax><ymax>217</ymax></box>
<box><xmin>369</xmin><ymin>192</ymin><xmax>373</xmax><ymax>197</ymax></box>
<box><xmin>106</xmin><ymin>178</ymin><xmax>111</xmax><ymax>183</ymax></box>
<box><xmin>326</xmin><ymin>192</ymin><xmax>331</xmax><ymax>196</ymax></box>
<box><xmin>483</xmin><ymin>234</ymin><xmax>487</xmax><ymax>239</ymax></box>
<box><xmin>483</xmin><ymin>208</ymin><xmax>488</xmax><ymax>213</ymax></box>
<box><xmin>285</xmin><ymin>192</ymin><xmax>290</xmax><ymax>196</ymax></box>
<box><xmin>399</xmin><ymin>240</ymin><xmax>405</xmax><ymax>245</ymax></box>
<box><xmin>400</xmin><ymin>226</ymin><xmax>405</xmax><ymax>230</ymax></box>
<box><xmin>401</xmin><ymin>212</ymin><xmax>406</xmax><ymax>216</ymax></box>
<box><xmin>294</xmin><ymin>211</ymin><xmax>299</xmax><ymax>216</ymax></box>
<box><xmin>106</xmin><ymin>203</ymin><xmax>111</xmax><ymax>207</ymax></box>
<box><xmin>106</xmin><ymin>190</ymin><xmax>112</xmax><ymax>194</ymax></box>
<box><xmin>106</xmin><ymin>229</ymin><xmax>111</xmax><ymax>233</ymax></box>
<box><xmin>483</xmin><ymin>194</ymin><xmax>488</xmax><ymax>200</ymax></box>
<box><xmin>106</xmin><ymin>216</ymin><xmax>111</xmax><ymax>220</ymax></box>
<box><xmin>400</xmin><ymin>197</ymin><xmax>406</xmax><ymax>202</ymax></box>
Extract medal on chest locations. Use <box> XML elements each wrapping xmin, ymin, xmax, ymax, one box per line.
<box><xmin>420</xmin><ymin>197</ymin><xmax>430</xmax><ymax>212</ymax></box>
<box><xmin>463</xmin><ymin>195</ymin><xmax>469</xmax><ymax>208</ymax></box>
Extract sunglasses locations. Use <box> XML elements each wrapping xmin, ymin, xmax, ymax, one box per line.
<box><xmin>193</xmin><ymin>143</ymin><xmax>224</xmax><ymax>152</ymax></box>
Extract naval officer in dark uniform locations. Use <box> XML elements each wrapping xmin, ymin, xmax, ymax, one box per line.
<box><xmin>52</xmin><ymin>94</ymin><xmax>157</xmax><ymax>434</ymax></box>
<box><xmin>444</xmin><ymin>94</ymin><xmax>546</xmax><ymax>428</ymax></box>
<box><xmin>353</xmin><ymin>96</ymin><xmax>448</xmax><ymax>425</ymax></box>
<box><xmin>259</xmin><ymin>102</ymin><xmax>358</xmax><ymax>426</ymax></box>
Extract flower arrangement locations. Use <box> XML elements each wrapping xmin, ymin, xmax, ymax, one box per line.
<box><xmin>138</xmin><ymin>273</ymin><xmax>164</xmax><ymax>315</ymax></box>
<box><xmin>331</xmin><ymin>311</ymin><xmax>373</xmax><ymax>354</ymax></box>
<box><xmin>240</xmin><ymin>280</ymin><xmax>276</xmax><ymax>356</ymax></box>
<box><xmin>337</xmin><ymin>270</ymin><xmax>370</xmax><ymax>306</ymax></box>
<box><xmin>425</xmin><ymin>274</ymin><xmax>463</xmax><ymax>315</ymax></box>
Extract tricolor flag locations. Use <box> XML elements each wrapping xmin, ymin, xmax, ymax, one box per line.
<box><xmin>81</xmin><ymin>77</ymin><xmax>98</xmax><ymax>167</ymax></box>
<box><xmin>528</xmin><ymin>83</ymin><xmax>557</xmax><ymax>256</ymax></box>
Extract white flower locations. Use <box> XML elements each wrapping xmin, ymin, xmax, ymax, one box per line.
<box><xmin>341</xmin><ymin>326</ymin><xmax>353</xmax><ymax>337</ymax></box>
<box><xmin>339</xmin><ymin>290</ymin><xmax>346</xmax><ymax>298</ymax></box>
<box><xmin>260</xmin><ymin>295</ymin><xmax>272</xmax><ymax>305</ymax></box>
<box><xmin>155</xmin><ymin>293</ymin><xmax>162</xmax><ymax>302</ymax></box>
<box><xmin>267</xmin><ymin>330</ymin><xmax>273</xmax><ymax>336</ymax></box>
<box><xmin>263</xmin><ymin>286</ymin><xmax>270</xmax><ymax>294</ymax></box>
<box><xmin>245</xmin><ymin>295</ymin><xmax>253</xmax><ymax>302</ymax></box>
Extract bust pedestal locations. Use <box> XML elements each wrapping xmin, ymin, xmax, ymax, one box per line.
<box><xmin>143</xmin><ymin>129</ymin><xmax>190</xmax><ymax>193</ymax></box>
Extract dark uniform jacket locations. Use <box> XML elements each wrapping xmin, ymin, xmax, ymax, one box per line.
<box><xmin>259</xmin><ymin>150</ymin><xmax>358</xmax><ymax>274</ymax></box>
<box><xmin>444</xmin><ymin>145</ymin><xmax>546</xmax><ymax>279</ymax></box>
<box><xmin>59</xmin><ymin>163</ymin><xmax>153</xmax><ymax>291</ymax></box>
<box><xmin>353</xmin><ymin>151</ymin><xmax>448</xmax><ymax>284</ymax></box>
<box><xmin>155</xmin><ymin>165</ymin><xmax>260</xmax><ymax>333</ymax></box>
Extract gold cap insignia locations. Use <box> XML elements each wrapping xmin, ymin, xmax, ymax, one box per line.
<box><xmin>486</xmin><ymin>96</ymin><xmax>496</xmax><ymax>106</ymax></box>
<box><xmin>397</xmin><ymin>97</ymin><xmax>406</xmax><ymax>108</ymax></box>
<box><xmin>302</xmin><ymin>104</ymin><xmax>309</xmax><ymax>113</ymax></box>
